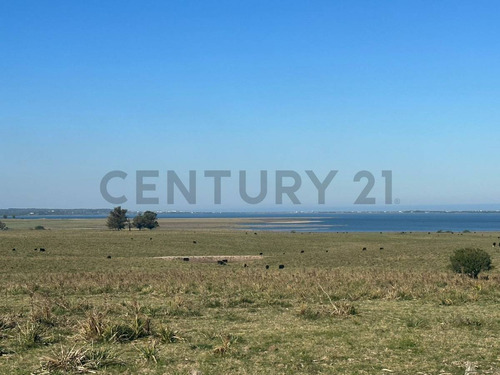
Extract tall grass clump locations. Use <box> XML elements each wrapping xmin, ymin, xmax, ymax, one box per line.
<box><xmin>17</xmin><ymin>321</ymin><xmax>46</xmax><ymax>349</ymax></box>
<box><xmin>40</xmin><ymin>345</ymin><xmax>120</xmax><ymax>373</ymax></box>
<box><xmin>136</xmin><ymin>340</ymin><xmax>160</xmax><ymax>363</ymax></box>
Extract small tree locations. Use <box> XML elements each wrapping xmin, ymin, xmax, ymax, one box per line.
<box><xmin>132</xmin><ymin>214</ymin><xmax>145</xmax><ymax>230</ymax></box>
<box><xmin>106</xmin><ymin>206</ymin><xmax>128</xmax><ymax>230</ymax></box>
<box><xmin>142</xmin><ymin>211</ymin><xmax>159</xmax><ymax>230</ymax></box>
<box><xmin>133</xmin><ymin>211</ymin><xmax>159</xmax><ymax>230</ymax></box>
<box><xmin>2</xmin><ymin>214</ymin><xmax>7</xmax><ymax>219</ymax></box>
<box><xmin>450</xmin><ymin>248</ymin><xmax>492</xmax><ymax>278</ymax></box>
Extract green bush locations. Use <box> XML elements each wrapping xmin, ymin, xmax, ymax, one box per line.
<box><xmin>34</xmin><ymin>225</ymin><xmax>45</xmax><ymax>230</ymax></box>
<box><xmin>450</xmin><ymin>248</ymin><xmax>492</xmax><ymax>278</ymax></box>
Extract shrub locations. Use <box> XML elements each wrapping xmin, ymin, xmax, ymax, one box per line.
<box><xmin>450</xmin><ymin>248</ymin><xmax>492</xmax><ymax>278</ymax></box>
<box><xmin>34</xmin><ymin>225</ymin><xmax>45</xmax><ymax>230</ymax></box>
<box><xmin>0</xmin><ymin>221</ymin><xmax>7</xmax><ymax>230</ymax></box>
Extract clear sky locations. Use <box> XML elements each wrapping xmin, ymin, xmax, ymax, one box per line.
<box><xmin>1</xmin><ymin>1</ymin><xmax>500</xmax><ymax>211</ymax></box>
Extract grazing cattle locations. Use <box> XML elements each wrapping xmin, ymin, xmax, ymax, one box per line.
<box><xmin>107</xmin><ymin>255</ymin><xmax>112</xmax><ymax>259</ymax></box>
<box><xmin>12</xmin><ymin>248</ymin><xmax>15</xmax><ymax>251</ymax></box>
<box><xmin>493</xmin><ymin>243</ymin><xmax>497</xmax><ymax>247</ymax></box>
<box><xmin>183</xmin><ymin>257</ymin><xmax>190</xmax><ymax>262</ymax></box>
<box><xmin>265</xmin><ymin>265</ymin><xmax>269</xmax><ymax>269</ymax></box>
<box><xmin>278</xmin><ymin>265</ymin><xmax>285</xmax><ymax>269</ymax></box>
<box><xmin>217</xmin><ymin>260</ymin><xmax>226</xmax><ymax>265</ymax></box>
<box><xmin>131</xmin><ymin>238</ymin><xmax>133</xmax><ymax>240</ymax></box>
<box><xmin>193</xmin><ymin>241</ymin><xmax>197</xmax><ymax>244</ymax></box>
<box><xmin>283</xmin><ymin>252</ymin><xmax>285</xmax><ymax>254</ymax></box>
<box><xmin>244</xmin><ymin>264</ymin><xmax>247</xmax><ymax>267</ymax></box>
<box><xmin>325</xmin><ymin>250</ymin><xmax>328</xmax><ymax>252</ymax></box>
<box><xmin>300</xmin><ymin>250</ymin><xmax>304</xmax><ymax>253</ymax></box>
<box><xmin>39</xmin><ymin>248</ymin><xmax>45</xmax><ymax>252</ymax></box>
<box><xmin>254</xmin><ymin>232</ymin><xmax>258</xmax><ymax>235</ymax></box>
<box><xmin>34</xmin><ymin>248</ymin><xmax>38</xmax><ymax>251</ymax></box>
<box><xmin>362</xmin><ymin>247</ymin><xmax>367</xmax><ymax>251</ymax></box>
<box><xmin>222</xmin><ymin>259</ymin><xmax>228</xmax><ymax>263</ymax></box>
<box><xmin>259</xmin><ymin>252</ymin><xmax>263</xmax><ymax>256</ymax></box>
<box><xmin>150</xmin><ymin>238</ymin><xmax>152</xmax><ymax>240</ymax></box>
<box><xmin>379</xmin><ymin>247</ymin><xmax>384</xmax><ymax>250</ymax></box>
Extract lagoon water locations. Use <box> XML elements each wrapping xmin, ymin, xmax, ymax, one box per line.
<box><xmin>16</xmin><ymin>212</ymin><xmax>500</xmax><ymax>232</ymax></box>
<box><xmin>240</xmin><ymin>212</ymin><xmax>500</xmax><ymax>232</ymax></box>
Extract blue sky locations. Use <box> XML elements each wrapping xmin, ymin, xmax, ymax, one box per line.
<box><xmin>1</xmin><ymin>1</ymin><xmax>500</xmax><ymax>211</ymax></box>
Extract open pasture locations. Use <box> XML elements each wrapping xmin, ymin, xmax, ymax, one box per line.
<box><xmin>0</xmin><ymin>219</ymin><xmax>500</xmax><ymax>374</ymax></box>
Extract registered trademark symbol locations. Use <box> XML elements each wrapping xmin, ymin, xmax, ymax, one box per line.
<box><xmin>394</xmin><ymin>198</ymin><xmax>400</xmax><ymax>204</ymax></box>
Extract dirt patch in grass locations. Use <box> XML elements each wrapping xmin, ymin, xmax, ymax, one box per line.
<box><xmin>154</xmin><ymin>255</ymin><xmax>263</xmax><ymax>263</ymax></box>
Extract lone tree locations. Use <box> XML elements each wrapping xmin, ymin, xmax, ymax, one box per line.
<box><xmin>107</xmin><ymin>206</ymin><xmax>128</xmax><ymax>230</ymax></box>
<box><xmin>133</xmin><ymin>211</ymin><xmax>159</xmax><ymax>230</ymax></box>
<box><xmin>450</xmin><ymin>248</ymin><xmax>492</xmax><ymax>278</ymax></box>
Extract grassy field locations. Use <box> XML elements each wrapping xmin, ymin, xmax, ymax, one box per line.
<box><xmin>0</xmin><ymin>219</ymin><xmax>499</xmax><ymax>374</ymax></box>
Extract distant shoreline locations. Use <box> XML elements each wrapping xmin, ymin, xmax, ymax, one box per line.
<box><xmin>2</xmin><ymin>212</ymin><xmax>499</xmax><ymax>233</ymax></box>
<box><xmin>3</xmin><ymin>209</ymin><xmax>500</xmax><ymax>219</ymax></box>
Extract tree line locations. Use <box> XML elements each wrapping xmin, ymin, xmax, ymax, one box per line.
<box><xmin>106</xmin><ymin>207</ymin><xmax>159</xmax><ymax>231</ymax></box>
